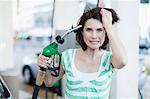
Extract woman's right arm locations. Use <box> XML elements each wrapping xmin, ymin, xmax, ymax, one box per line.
<box><xmin>37</xmin><ymin>55</ymin><xmax>65</xmax><ymax>87</ymax></box>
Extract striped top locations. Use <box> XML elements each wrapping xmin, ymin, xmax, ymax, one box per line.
<box><xmin>61</xmin><ymin>49</ymin><xmax>114</xmax><ymax>99</ymax></box>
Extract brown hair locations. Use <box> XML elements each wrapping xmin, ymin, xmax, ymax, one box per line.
<box><xmin>75</xmin><ymin>7</ymin><xmax>120</xmax><ymax>50</ymax></box>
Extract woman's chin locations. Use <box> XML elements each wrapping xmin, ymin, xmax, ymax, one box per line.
<box><xmin>88</xmin><ymin>45</ymin><xmax>100</xmax><ymax>49</ymax></box>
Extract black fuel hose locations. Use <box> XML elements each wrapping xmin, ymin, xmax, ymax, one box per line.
<box><xmin>32</xmin><ymin>85</ymin><xmax>40</xmax><ymax>99</ymax></box>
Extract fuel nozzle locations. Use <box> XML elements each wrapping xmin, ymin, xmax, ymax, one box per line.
<box><xmin>55</xmin><ymin>25</ymin><xmax>82</xmax><ymax>45</ymax></box>
<box><xmin>55</xmin><ymin>35</ymin><xmax>64</xmax><ymax>44</ymax></box>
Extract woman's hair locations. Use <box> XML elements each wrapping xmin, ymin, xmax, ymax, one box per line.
<box><xmin>76</xmin><ymin>7</ymin><xmax>120</xmax><ymax>50</ymax></box>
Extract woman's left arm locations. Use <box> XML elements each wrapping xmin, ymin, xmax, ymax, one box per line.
<box><xmin>101</xmin><ymin>9</ymin><xmax>128</xmax><ymax>69</ymax></box>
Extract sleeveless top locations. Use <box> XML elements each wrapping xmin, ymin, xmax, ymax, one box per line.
<box><xmin>61</xmin><ymin>49</ymin><xmax>114</xmax><ymax>99</ymax></box>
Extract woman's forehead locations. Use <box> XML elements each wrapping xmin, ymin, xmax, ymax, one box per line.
<box><xmin>84</xmin><ymin>18</ymin><xmax>103</xmax><ymax>28</ymax></box>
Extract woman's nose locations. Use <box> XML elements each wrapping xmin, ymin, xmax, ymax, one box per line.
<box><xmin>91</xmin><ymin>31</ymin><xmax>98</xmax><ymax>38</ymax></box>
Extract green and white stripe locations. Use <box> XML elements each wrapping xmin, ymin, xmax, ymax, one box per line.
<box><xmin>61</xmin><ymin>49</ymin><xmax>113</xmax><ymax>99</ymax></box>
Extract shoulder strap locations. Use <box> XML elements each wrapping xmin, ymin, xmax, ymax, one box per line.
<box><xmin>61</xmin><ymin>49</ymin><xmax>75</xmax><ymax>71</ymax></box>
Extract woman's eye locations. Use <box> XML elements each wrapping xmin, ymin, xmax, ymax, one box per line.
<box><xmin>84</xmin><ymin>28</ymin><xmax>103</xmax><ymax>33</ymax></box>
<box><xmin>86</xmin><ymin>28</ymin><xmax>92</xmax><ymax>32</ymax></box>
<box><xmin>97</xmin><ymin>28</ymin><xmax>103</xmax><ymax>32</ymax></box>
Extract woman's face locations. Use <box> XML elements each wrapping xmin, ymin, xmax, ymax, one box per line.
<box><xmin>83</xmin><ymin>18</ymin><xmax>106</xmax><ymax>50</ymax></box>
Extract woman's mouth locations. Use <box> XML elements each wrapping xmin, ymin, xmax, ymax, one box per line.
<box><xmin>89</xmin><ymin>41</ymin><xmax>100</xmax><ymax>44</ymax></box>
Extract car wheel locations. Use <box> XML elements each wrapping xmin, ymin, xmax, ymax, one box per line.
<box><xmin>22</xmin><ymin>66</ymin><xmax>34</xmax><ymax>84</ymax></box>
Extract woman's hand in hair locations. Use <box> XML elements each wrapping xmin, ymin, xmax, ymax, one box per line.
<box><xmin>101</xmin><ymin>9</ymin><xmax>112</xmax><ymax>28</ymax></box>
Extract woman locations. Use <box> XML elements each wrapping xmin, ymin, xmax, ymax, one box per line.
<box><xmin>37</xmin><ymin>7</ymin><xmax>127</xmax><ymax>99</ymax></box>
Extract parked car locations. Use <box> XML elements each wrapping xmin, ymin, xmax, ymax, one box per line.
<box><xmin>21</xmin><ymin>52</ymin><xmax>62</xmax><ymax>96</ymax></box>
<box><xmin>22</xmin><ymin>52</ymin><xmax>39</xmax><ymax>84</ymax></box>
